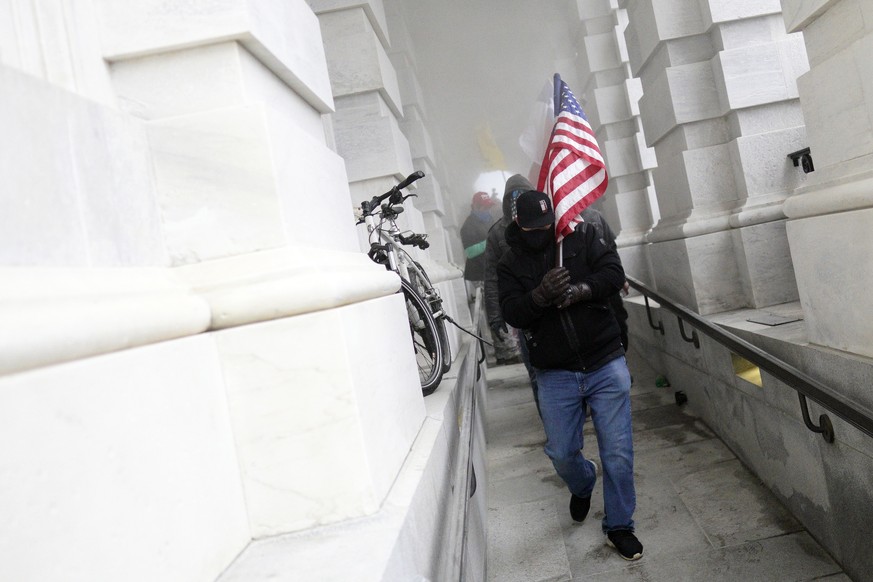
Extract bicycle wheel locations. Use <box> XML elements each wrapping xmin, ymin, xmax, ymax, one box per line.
<box><xmin>400</xmin><ymin>278</ymin><xmax>444</xmax><ymax>395</ymax></box>
<box><xmin>399</xmin><ymin>252</ymin><xmax>453</xmax><ymax>374</ymax></box>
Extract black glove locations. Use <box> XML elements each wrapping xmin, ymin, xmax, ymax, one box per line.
<box><xmin>531</xmin><ymin>267</ymin><xmax>571</xmax><ymax>307</ymax></box>
<box><xmin>556</xmin><ymin>282</ymin><xmax>592</xmax><ymax>309</ymax></box>
<box><xmin>490</xmin><ymin>321</ymin><xmax>508</xmax><ymax>337</ymax></box>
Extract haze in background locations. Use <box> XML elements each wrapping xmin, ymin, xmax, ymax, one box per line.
<box><xmin>394</xmin><ymin>0</ymin><xmax>579</xmax><ymax>220</ymax></box>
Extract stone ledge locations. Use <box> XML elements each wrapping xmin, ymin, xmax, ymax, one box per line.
<box><xmin>93</xmin><ymin>0</ymin><xmax>334</xmax><ymax>113</ymax></box>
<box><xmin>308</xmin><ymin>0</ymin><xmax>390</xmax><ymax>48</ymax></box>
<box><xmin>784</xmin><ymin>168</ymin><xmax>873</xmax><ymax>219</ymax></box>
<box><xmin>0</xmin><ymin>247</ymin><xmax>399</xmax><ymax>376</ymax></box>
<box><xmin>0</xmin><ymin>267</ymin><xmax>210</xmax><ymax>376</ymax></box>
<box><xmin>177</xmin><ymin>247</ymin><xmax>400</xmax><ymax>329</ymax></box>
<box><xmin>781</xmin><ymin>0</ymin><xmax>831</xmax><ymax>34</ymax></box>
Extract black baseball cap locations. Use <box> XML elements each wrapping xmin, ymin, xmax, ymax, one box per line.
<box><xmin>513</xmin><ymin>190</ymin><xmax>555</xmax><ymax>229</ymax></box>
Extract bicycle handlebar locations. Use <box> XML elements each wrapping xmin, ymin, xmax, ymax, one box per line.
<box><xmin>396</xmin><ymin>170</ymin><xmax>425</xmax><ymax>191</ymax></box>
<box><xmin>360</xmin><ymin>171</ymin><xmax>425</xmax><ymax>216</ymax></box>
<box><xmin>398</xmin><ymin>232</ymin><xmax>429</xmax><ymax>249</ymax></box>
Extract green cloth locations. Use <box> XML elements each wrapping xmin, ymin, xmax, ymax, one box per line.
<box><xmin>465</xmin><ymin>240</ymin><xmax>486</xmax><ymax>259</ymax></box>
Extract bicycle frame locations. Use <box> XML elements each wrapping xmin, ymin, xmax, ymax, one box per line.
<box><xmin>363</xmin><ymin>212</ymin><xmax>407</xmax><ymax>276</ymax></box>
<box><xmin>355</xmin><ymin>170</ymin><xmax>452</xmax><ymax>391</ymax></box>
<box><xmin>363</xmin><ymin>211</ymin><xmax>445</xmax><ymax>318</ymax></box>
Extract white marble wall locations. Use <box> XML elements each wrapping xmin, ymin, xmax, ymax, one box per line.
<box><xmin>216</xmin><ymin>333</ymin><xmax>488</xmax><ymax>582</ymax></box>
<box><xmin>0</xmin><ymin>66</ymin><xmax>166</xmax><ymax>267</ymax></box>
<box><xmin>317</xmin><ymin>5</ymin><xmax>413</xmax><ymax>183</ymax></box>
<box><xmin>442</xmin><ymin>192</ymin><xmax>467</xmax><ymax>267</ymax></box>
<box><xmin>0</xmin><ymin>267</ymin><xmax>210</xmax><ymax>376</ymax></box>
<box><xmin>0</xmin><ymin>0</ymin><xmax>115</xmax><ymax>105</ymax></box>
<box><xmin>97</xmin><ymin>0</ymin><xmax>428</xmax><ymax>535</ymax></box>
<box><xmin>308</xmin><ymin>0</ymin><xmax>391</xmax><ymax>57</ymax></box>
<box><xmin>103</xmin><ymin>17</ymin><xmax>355</xmax><ymax>263</ymax></box>
<box><xmin>0</xmin><ymin>336</ymin><xmax>251</xmax><ymax>582</ymax></box>
<box><xmin>333</xmin><ymin>91</ymin><xmax>415</xmax><ymax>182</ymax></box>
<box><xmin>1</xmin><ymin>0</ymin><xmax>437</xmax><ymax>579</ymax></box>
<box><xmin>622</xmin><ymin>0</ymin><xmax>809</xmax><ymax>314</ymax></box>
<box><xmin>94</xmin><ymin>0</ymin><xmax>334</xmax><ymax>112</ymax></box>
<box><xmin>780</xmin><ymin>0</ymin><xmax>873</xmax><ymax>358</ymax></box>
<box><xmin>215</xmin><ymin>294</ymin><xmax>425</xmax><ymax>537</ymax></box>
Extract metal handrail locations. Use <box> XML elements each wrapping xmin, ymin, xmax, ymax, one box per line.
<box><xmin>626</xmin><ymin>275</ymin><xmax>873</xmax><ymax>443</ymax></box>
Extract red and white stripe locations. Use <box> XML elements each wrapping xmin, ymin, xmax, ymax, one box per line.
<box><xmin>537</xmin><ymin>110</ymin><xmax>608</xmax><ymax>241</ymax></box>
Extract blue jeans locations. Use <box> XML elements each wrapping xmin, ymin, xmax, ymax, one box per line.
<box><xmin>536</xmin><ymin>356</ymin><xmax>635</xmax><ymax>532</ymax></box>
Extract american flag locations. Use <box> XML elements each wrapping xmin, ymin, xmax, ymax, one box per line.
<box><xmin>536</xmin><ymin>78</ymin><xmax>608</xmax><ymax>241</ymax></box>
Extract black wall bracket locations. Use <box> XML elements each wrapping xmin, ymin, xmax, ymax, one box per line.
<box><xmin>644</xmin><ymin>295</ymin><xmax>665</xmax><ymax>335</ymax></box>
<box><xmin>799</xmin><ymin>393</ymin><xmax>835</xmax><ymax>443</ymax></box>
<box><xmin>788</xmin><ymin>147</ymin><xmax>815</xmax><ymax>174</ymax></box>
<box><xmin>678</xmin><ymin>318</ymin><xmax>700</xmax><ymax>349</ymax></box>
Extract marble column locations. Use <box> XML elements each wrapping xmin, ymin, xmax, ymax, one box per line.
<box><xmin>312</xmin><ymin>2</ymin><xmax>410</xmax><ymax>181</ymax></box>
<box><xmin>386</xmin><ymin>2</ymin><xmax>469</xmax><ymax>330</ymax></box>
<box><xmin>575</xmin><ymin>0</ymin><xmax>659</xmax><ymax>284</ymax></box>
<box><xmin>780</xmin><ymin>0</ymin><xmax>873</xmax><ymax>359</ymax></box>
<box><xmin>95</xmin><ymin>0</ymin><xmax>428</xmax><ymax>540</ymax></box>
<box><xmin>311</xmin><ymin>1</ymin><xmax>412</xmax><ymax>253</ymax></box>
<box><xmin>313</xmin><ymin>0</ymin><xmax>464</xmax><ymax>317</ymax></box>
<box><xmin>623</xmin><ymin>0</ymin><xmax>809</xmax><ymax>314</ymax></box>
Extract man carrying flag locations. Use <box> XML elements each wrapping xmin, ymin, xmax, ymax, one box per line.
<box><xmin>496</xmin><ymin>76</ymin><xmax>643</xmax><ymax>561</ymax></box>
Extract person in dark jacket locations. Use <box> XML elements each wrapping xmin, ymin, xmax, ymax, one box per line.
<box><xmin>484</xmin><ymin>176</ymin><xmax>531</xmax><ymax>366</ymax></box>
<box><xmin>460</xmin><ymin>191</ymin><xmax>496</xmax><ymax>299</ymax></box>
<box><xmin>486</xmin><ymin>174</ymin><xmax>629</xmax><ymax>406</ymax></box>
<box><xmin>497</xmin><ymin>190</ymin><xmax>643</xmax><ymax>561</ymax></box>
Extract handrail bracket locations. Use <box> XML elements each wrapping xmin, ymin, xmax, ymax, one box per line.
<box><xmin>644</xmin><ymin>295</ymin><xmax>665</xmax><ymax>335</ymax></box>
<box><xmin>625</xmin><ymin>275</ymin><xmax>873</xmax><ymax>444</ymax></box>
<box><xmin>678</xmin><ymin>317</ymin><xmax>700</xmax><ymax>348</ymax></box>
<box><xmin>799</xmin><ymin>393</ymin><xmax>835</xmax><ymax>443</ymax></box>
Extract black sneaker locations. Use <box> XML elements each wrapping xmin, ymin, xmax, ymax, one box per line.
<box><xmin>606</xmin><ymin>529</ymin><xmax>643</xmax><ymax>561</ymax></box>
<box><xmin>569</xmin><ymin>460</ymin><xmax>598</xmax><ymax>522</ymax></box>
<box><xmin>569</xmin><ymin>493</ymin><xmax>591</xmax><ymax>522</ymax></box>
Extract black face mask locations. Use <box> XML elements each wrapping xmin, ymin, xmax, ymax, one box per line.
<box><xmin>519</xmin><ymin>228</ymin><xmax>553</xmax><ymax>251</ymax></box>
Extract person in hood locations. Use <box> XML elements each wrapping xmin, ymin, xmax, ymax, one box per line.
<box><xmin>460</xmin><ymin>191</ymin><xmax>497</xmax><ymax>299</ymax></box>
<box><xmin>483</xmin><ymin>176</ymin><xmax>528</xmax><ymax>365</ymax></box>
<box><xmin>496</xmin><ymin>190</ymin><xmax>643</xmax><ymax>561</ymax></box>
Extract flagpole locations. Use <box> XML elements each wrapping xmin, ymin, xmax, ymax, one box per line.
<box><xmin>552</xmin><ymin>73</ymin><xmax>564</xmax><ymax>268</ymax></box>
<box><xmin>552</xmin><ymin>72</ymin><xmax>562</xmax><ymax>112</ymax></box>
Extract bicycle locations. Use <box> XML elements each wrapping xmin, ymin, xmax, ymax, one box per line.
<box><xmin>355</xmin><ymin>171</ymin><xmax>452</xmax><ymax>395</ymax></box>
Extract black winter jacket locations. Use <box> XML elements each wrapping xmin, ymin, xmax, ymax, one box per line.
<box><xmin>497</xmin><ymin>221</ymin><xmax>625</xmax><ymax>371</ymax></box>
<box><xmin>483</xmin><ymin>215</ymin><xmax>512</xmax><ymax>328</ymax></box>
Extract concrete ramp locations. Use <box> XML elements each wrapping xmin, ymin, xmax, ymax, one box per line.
<box><xmin>485</xmin><ymin>347</ymin><xmax>848</xmax><ymax>581</ymax></box>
